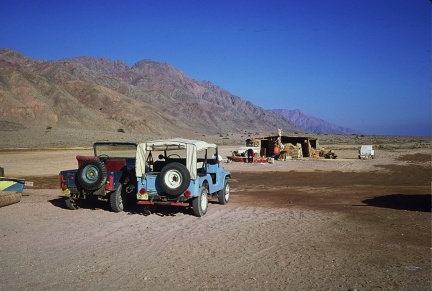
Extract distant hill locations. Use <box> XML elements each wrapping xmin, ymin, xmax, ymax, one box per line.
<box><xmin>269</xmin><ymin>109</ymin><xmax>361</xmax><ymax>135</ymax></box>
<box><xmin>0</xmin><ymin>48</ymin><xmax>303</xmax><ymax>136</ymax></box>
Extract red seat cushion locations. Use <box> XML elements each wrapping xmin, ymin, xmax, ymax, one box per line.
<box><xmin>76</xmin><ymin>155</ymin><xmax>126</xmax><ymax>171</ymax></box>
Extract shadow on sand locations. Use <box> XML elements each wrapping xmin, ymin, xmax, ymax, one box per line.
<box><xmin>49</xmin><ymin>196</ymin><xmax>67</xmax><ymax>208</ymax></box>
<box><xmin>49</xmin><ymin>196</ymin><xmax>197</xmax><ymax>216</ymax></box>
<box><xmin>49</xmin><ymin>196</ymin><xmax>112</xmax><ymax>211</ymax></box>
<box><xmin>362</xmin><ymin>194</ymin><xmax>431</xmax><ymax>212</ymax></box>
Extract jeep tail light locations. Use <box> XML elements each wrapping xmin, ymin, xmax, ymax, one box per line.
<box><xmin>104</xmin><ymin>175</ymin><xmax>113</xmax><ymax>190</ymax></box>
<box><xmin>139</xmin><ymin>188</ymin><xmax>146</xmax><ymax>194</ymax></box>
<box><xmin>60</xmin><ymin>174</ymin><xmax>66</xmax><ymax>190</ymax></box>
<box><xmin>184</xmin><ymin>190</ymin><xmax>191</xmax><ymax>197</ymax></box>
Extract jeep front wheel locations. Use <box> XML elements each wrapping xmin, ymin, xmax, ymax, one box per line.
<box><xmin>159</xmin><ymin>162</ymin><xmax>190</xmax><ymax>195</ymax></box>
<box><xmin>192</xmin><ymin>187</ymin><xmax>208</xmax><ymax>217</ymax></box>
<box><xmin>77</xmin><ymin>159</ymin><xmax>107</xmax><ymax>191</ymax></box>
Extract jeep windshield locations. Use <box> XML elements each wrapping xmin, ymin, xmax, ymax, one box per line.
<box><xmin>93</xmin><ymin>142</ymin><xmax>137</xmax><ymax>158</ymax></box>
<box><xmin>161</xmin><ymin>147</ymin><xmax>216</xmax><ymax>160</ymax></box>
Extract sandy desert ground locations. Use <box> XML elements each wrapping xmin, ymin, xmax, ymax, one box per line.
<box><xmin>0</xmin><ymin>129</ymin><xmax>430</xmax><ymax>290</ymax></box>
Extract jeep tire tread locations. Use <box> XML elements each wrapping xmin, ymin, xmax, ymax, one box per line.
<box><xmin>110</xmin><ymin>184</ymin><xmax>126</xmax><ymax>212</ymax></box>
<box><xmin>192</xmin><ymin>187</ymin><xmax>208</xmax><ymax>217</ymax></box>
<box><xmin>218</xmin><ymin>179</ymin><xmax>230</xmax><ymax>205</ymax></box>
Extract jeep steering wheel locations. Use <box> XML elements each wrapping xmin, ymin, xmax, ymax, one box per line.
<box><xmin>98</xmin><ymin>154</ymin><xmax>109</xmax><ymax>161</ymax></box>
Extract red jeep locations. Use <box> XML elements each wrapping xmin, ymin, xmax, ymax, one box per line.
<box><xmin>59</xmin><ymin>142</ymin><xmax>137</xmax><ymax>212</ymax></box>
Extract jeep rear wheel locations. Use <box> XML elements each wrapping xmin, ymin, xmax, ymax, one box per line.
<box><xmin>159</xmin><ymin>162</ymin><xmax>190</xmax><ymax>195</ymax></box>
<box><xmin>218</xmin><ymin>179</ymin><xmax>230</xmax><ymax>205</ymax></box>
<box><xmin>77</xmin><ymin>159</ymin><xmax>107</xmax><ymax>191</ymax></box>
<box><xmin>192</xmin><ymin>187</ymin><xmax>208</xmax><ymax>217</ymax></box>
<box><xmin>110</xmin><ymin>184</ymin><xmax>127</xmax><ymax>212</ymax></box>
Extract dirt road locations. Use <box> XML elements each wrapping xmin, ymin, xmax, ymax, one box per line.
<box><xmin>0</xmin><ymin>147</ymin><xmax>430</xmax><ymax>290</ymax></box>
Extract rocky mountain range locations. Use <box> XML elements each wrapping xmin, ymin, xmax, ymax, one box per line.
<box><xmin>0</xmin><ymin>49</ymin><xmax>358</xmax><ymax>137</ymax></box>
<box><xmin>269</xmin><ymin>109</ymin><xmax>361</xmax><ymax>135</ymax></box>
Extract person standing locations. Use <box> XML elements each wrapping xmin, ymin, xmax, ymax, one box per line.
<box><xmin>247</xmin><ymin>148</ymin><xmax>254</xmax><ymax>163</ymax></box>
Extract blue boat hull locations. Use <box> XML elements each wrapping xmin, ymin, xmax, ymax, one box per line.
<box><xmin>0</xmin><ymin>177</ymin><xmax>25</xmax><ymax>207</ymax></box>
<box><xmin>0</xmin><ymin>178</ymin><xmax>26</xmax><ymax>193</ymax></box>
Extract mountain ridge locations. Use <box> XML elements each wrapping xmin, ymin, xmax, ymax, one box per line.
<box><xmin>0</xmin><ymin>48</ymin><xmax>358</xmax><ymax>137</ymax></box>
<box><xmin>269</xmin><ymin>109</ymin><xmax>361</xmax><ymax>135</ymax></box>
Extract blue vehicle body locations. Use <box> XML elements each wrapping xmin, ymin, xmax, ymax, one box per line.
<box><xmin>135</xmin><ymin>138</ymin><xmax>231</xmax><ymax>216</ymax></box>
<box><xmin>138</xmin><ymin>162</ymin><xmax>229</xmax><ymax>198</ymax></box>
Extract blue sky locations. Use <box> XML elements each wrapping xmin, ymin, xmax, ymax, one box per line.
<box><xmin>1</xmin><ymin>0</ymin><xmax>430</xmax><ymax>136</ymax></box>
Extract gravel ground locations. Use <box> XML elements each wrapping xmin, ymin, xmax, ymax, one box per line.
<box><xmin>0</xmin><ymin>141</ymin><xmax>430</xmax><ymax>290</ymax></box>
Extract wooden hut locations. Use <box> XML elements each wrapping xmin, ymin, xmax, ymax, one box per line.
<box><xmin>251</xmin><ymin>135</ymin><xmax>319</xmax><ymax>158</ymax></box>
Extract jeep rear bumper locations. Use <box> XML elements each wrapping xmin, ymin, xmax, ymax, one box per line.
<box><xmin>137</xmin><ymin>201</ymin><xmax>190</xmax><ymax>207</ymax></box>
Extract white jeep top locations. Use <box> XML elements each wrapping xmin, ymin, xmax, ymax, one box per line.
<box><xmin>135</xmin><ymin>138</ymin><xmax>217</xmax><ymax>179</ymax></box>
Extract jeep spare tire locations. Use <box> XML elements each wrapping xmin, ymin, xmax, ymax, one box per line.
<box><xmin>159</xmin><ymin>162</ymin><xmax>190</xmax><ymax>195</ymax></box>
<box><xmin>77</xmin><ymin>158</ymin><xmax>107</xmax><ymax>191</ymax></box>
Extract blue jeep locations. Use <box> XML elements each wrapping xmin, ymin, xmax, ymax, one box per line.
<box><xmin>60</xmin><ymin>142</ymin><xmax>138</xmax><ymax>212</ymax></box>
<box><xmin>135</xmin><ymin>138</ymin><xmax>231</xmax><ymax>217</ymax></box>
